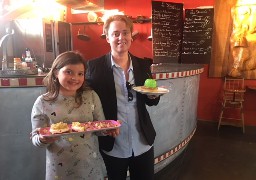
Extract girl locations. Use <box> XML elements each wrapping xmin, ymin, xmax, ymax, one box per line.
<box><xmin>31</xmin><ymin>51</ymin><xmax>118</xmax><ymax>180</ymax></box>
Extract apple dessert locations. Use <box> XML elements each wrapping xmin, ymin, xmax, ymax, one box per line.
<box><xmin>50</xmin><ymin>122</ymin><xmax>70</xmax><ymax>134</ymax></box>
<box><xmin>142</xmin><ymin>79</ymin><xmax>158</xmax><ymax>90</ymax></box>
<box><xmin>72</xmin><ymin>122</ymin><xmax>86</xmax><ymax>132</ymax></box>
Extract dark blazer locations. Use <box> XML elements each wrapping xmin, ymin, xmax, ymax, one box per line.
<box><xmin>86</xmin><ymin>52</ymin><xmax>160</xmax><ymax>151</ymax></box>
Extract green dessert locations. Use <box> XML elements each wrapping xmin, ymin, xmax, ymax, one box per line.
<box><xmin>143</xmin><ymin>79</ymin><xmax>157</xmax><ymax>89</ymax></box>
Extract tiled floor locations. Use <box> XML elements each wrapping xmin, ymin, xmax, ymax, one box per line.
<box><xmin>154</xmin><ymin>121</ymin><xmax>256</xmax><ymax>180</ymax></box>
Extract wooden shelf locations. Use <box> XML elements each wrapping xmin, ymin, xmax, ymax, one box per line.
<box><xmin>71</xmin><ymin>18</ymin><xmax>151</xmax><ymax>26</ymax></box>
<box><xmin>71</xmin><ymin>22</ymin><xmax>103</xmax><ymax>25</ymax></box>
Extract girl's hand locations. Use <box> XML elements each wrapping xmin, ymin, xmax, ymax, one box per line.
<box><xmin>39</xmin><ymin>135</ymin><xmax>59</xmax><ymax>144</ymax></box>
<box><xmin>30</xmin><ymin>128</ymin><xmax>59</xmax><ymax>144</ymax></box>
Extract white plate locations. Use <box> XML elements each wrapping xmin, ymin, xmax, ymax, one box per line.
<box><xmin>133</xmin><ymin>86</ymin><xmax>169</xmax><ymax>95</ymax></box>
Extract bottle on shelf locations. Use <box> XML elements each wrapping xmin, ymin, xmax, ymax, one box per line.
<box><xmin>14</xmin><ymin>58</ymin><xmax>22</xmax><ymax>70</ymax></box>
<box><xmin>21</xmin><ymin>54</ymin><xmax>26</xmax><ymax>62</ymax></box>
<box><xmin>25</xmin><ymin>48</ymin><xmax>32</xmax><ymax>62</ymax></box>
<box><xmin>32</xmin><ymin>58</ymin><xmax>37</xmax><ymax>70</ymax></box>
<box><xmin>2</xmin><ymin>58</ymin><xmax>7</xmax><ymax>70</ymax></box>
<box><xmin>25</xmin><ymin>48</ymin><xmax>32</xmax><ymax>70</ymax></box>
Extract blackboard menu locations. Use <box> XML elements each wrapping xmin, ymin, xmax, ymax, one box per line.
<box><xmin>181</xmin><ymin>8</ymin><xmax>214</xmax><ymax>64</ymax></box>
<box><xmin>152</xmin><ymin>1</ymin><xmax>183</xmax><ymax>64</ymax></box>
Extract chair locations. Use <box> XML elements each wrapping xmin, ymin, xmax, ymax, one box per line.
<box><xmin>218</xmin><ymin>77</ymin><xmax>246</xmax><ymax>133</ymax></box>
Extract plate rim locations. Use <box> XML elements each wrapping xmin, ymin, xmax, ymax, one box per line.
<box><xmin>132</xmin><ymin>86</ymin><xmax>170</xmax><ymax>95</ymax></box>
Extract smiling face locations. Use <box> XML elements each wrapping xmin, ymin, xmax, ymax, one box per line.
<box><xmin>106</xmin><ymin>20</ymin><xmax>132</xmax><ymax>55</ymax></box>
<box><xmin>55</xmin><ymin>63</ymin><xmax>85</xmax><ymax>96</ymax></box>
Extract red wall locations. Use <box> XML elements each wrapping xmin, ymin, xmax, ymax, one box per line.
<box><xmin>69</xmin><ymin>0</ymin><xmax>256</xmax><ymax>126</ymax></box>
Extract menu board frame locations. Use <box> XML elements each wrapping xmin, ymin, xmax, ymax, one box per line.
<box><xmin>181</xmin><ymin>8</ymin><xmax>214</xmax><ymax>64</ymax></box>
<box><xmin>152</xmin><ymin>1</ymin><xmax>184</xmax><ymax>64</ymax></box>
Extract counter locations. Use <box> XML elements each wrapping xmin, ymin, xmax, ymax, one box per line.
<box><xmin>0</xmin><ymin>73</ymin><xmax>45</xmax><ymax>87</ymax></box>
<box><xmin>149</xmin><ymin>63</ymin><xmax>203</xmax><ymax>173</ymax></box>
<box><xmin>0</xmin><ymin>63</ymin><xmax>204</xmax><ymax>179</ymax></box>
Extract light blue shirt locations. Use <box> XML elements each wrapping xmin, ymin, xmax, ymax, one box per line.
<box><xmin>103</xmin><ymin>55</ymin><xmax>152</xmax><ymax>158</ymax></box>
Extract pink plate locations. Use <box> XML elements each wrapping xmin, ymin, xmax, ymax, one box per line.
<box><xmin>39</xmin><ymin>120</ymin><xmax>121</xmax><ymax>137</ymax></box>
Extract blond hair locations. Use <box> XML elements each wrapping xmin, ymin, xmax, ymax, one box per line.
<box><xmin>104</xmin><ymin>15</ymin><xmax>133</xmax><ymax>36</ymax></box>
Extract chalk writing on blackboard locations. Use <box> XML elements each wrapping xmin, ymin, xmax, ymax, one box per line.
<box><xmin>152</xmin><ymin>1</ymin><xmax>183</xmax><ymax>64</ymax></box>
<box><xmin>181</xmin><ymin>8</ymin><xmax>214</xmax><ymax>64</ymax></box>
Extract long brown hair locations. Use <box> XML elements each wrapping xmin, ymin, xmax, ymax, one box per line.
<box><xmin>43</xmin><ymin>51</ymin><xmax>89</xmax><ymax>107</ymax></box>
